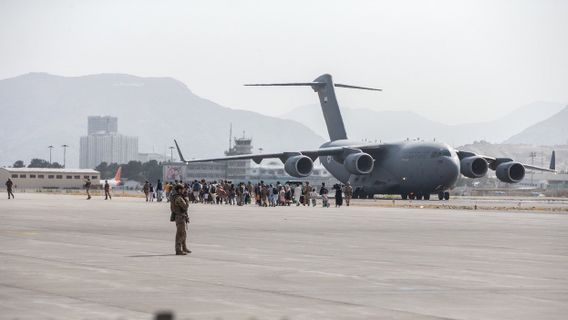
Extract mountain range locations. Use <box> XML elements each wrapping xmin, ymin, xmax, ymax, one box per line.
<box><xmin>1</xmin><ymin>72</ymin><xmax>566</xmax><ymax>169</ymax></box>
<box><xmin>0</xmin><ymin>73</ymin><xmax>324</xmax><ymax>168</ymax></box>
<box><xmin>505</xmin><ymin>106</ymin><xmax>568</xmax><ymax>145</ymax></box>
<box><xmin>282</xmin><ymin>102</ymin><xmax>567</xmax><ymax>146</ymax></box>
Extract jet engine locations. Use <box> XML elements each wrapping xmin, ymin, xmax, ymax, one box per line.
<box><xmin>344</xmin><ymin>152</ymin><xmax>374</xmax><ymax>175</ymax></box>
<box><xmin>284</xmin><ymin>155</ymin><xmax>313</xmax><ymax>178</ymax></box>
<box><xmin>460</xmin><ymin>156</ymin><xmax>488</xmax><ymax>178</ymax></box>
<box><xmin>496</xmin><ymin>162</ymin><xmax>525</xmax><ymax>183</ymax></box>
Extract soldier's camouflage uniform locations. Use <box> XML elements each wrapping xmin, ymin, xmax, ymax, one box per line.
<box><xmin>170</xmin><ymin>193</ymin><xmax>190</xmax><ymax>255</ymax></box>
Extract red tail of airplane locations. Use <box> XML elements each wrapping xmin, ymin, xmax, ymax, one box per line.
<box><xmin>114</xmin><ymin>167</ymin><xmax>122</xmax><ymax>182</ymax></box>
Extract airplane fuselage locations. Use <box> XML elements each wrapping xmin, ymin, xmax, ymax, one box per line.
<box><xmin>320</xmin><ymin>140</ymin><xmax>460</xmax><ymax>196</ymax></box>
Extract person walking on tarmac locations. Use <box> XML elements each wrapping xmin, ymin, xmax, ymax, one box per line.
<box><xmin>104</xmin><ymin>180</ymin><xmax>112</xmax><ymax>200</ymax></box>
<box><xmin>303</xmin><ymin>182</ymin><xmax>311</xmax><ymax>206</ymax></box>
<box><xmin>142</xmin><ymin>181</ymin><xmax>150</xmax><ymax>202</ymax></box>
<box><xmin>5</xmin><ymin>178</ymin><xmax>14</xmax><ymax>199</ymax></box>
<box><xmin>84</xmin><ymin>178</ymin><xmax>92</xmax><ymax>200</ymax></box>
<box><xmin>171</xmin><ymin>184</ymin><xmax>190</xmax><ymax>255</ymax></box>
<box><xmin>156</xmin><ymin>179</ymin><xmax>163</xmax><ymax>202</ymax></box>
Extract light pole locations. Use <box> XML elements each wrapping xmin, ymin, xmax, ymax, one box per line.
<box><xmin>168</xmin><ymin>146</ymin><xmax>175</xmax><ymax>162</ymax></box>
<box><xmin>48</xmin><ymin>145</ymin><xmax>54</xmax><ymax>164</ymax></box>
<box><xmin>61</xmin><ymin>144</ymin><xmax>69</xmax><ymax>168</ymax></box>
<box><xmin>529</xmin><ymin>151</ymin><xmax>537</xmax><ymax>185</ymax></box>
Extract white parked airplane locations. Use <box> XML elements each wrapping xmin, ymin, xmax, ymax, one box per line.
<box><xmin>100</xmin><ymin>167</ymin><xmax>122</xmax><ymax>187</ymax></box>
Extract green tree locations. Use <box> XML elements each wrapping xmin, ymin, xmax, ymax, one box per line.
<box><xmin>95</xmin><ymin>162</ymin><xmax>108</xmax><ymax>174</ymax></box>
<box><xmin>50</xmin><ymin>162</ymin><xmax>63</xmax><ymax>168</ymax></box>
<box><xmin>142</xmin><ymin>160</ymin><xmax>163</xmax><ymax>182</ymax></box>
<box><xmin>13</xmin><ymin>160</ymin><xmax>25</xmax><ymax>168</ymax></box>
<box><xmin>123</xmin><ymin>161</ymin><xmax>143</xmax><ymax>181</ymax></box>
<box><xmin>95</xmin><ymin>162</ymin><xmax>122</xmax><ymax>179</ymax></box>
<box><xmin>28</xmin><ymin>158</ymin><xmax>50</xmax><ymax>168</ymax></box>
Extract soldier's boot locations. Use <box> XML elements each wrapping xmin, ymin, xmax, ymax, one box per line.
<box><xmin>175</xmin><ymin>243</ymin><xmax>186</xmax><ymax>255</ymax></box>
<box><xmin>182</xmin><ymin>244</ymin><xmax>191</xmax><ymax>254</ymax></box>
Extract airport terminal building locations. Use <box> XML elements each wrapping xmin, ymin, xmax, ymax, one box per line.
<box><xmin>0</xmin><ymin>168</ymin><xmax>100</xmax><ymax>189</ymax></box>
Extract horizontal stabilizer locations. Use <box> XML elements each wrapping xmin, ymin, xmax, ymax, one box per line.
<box><xmin>245</xmin><ymin>82</ymin><xmax>325</xmax><ymax>88</ymax></box>
<box><xmin>334</xmin><ymin>83</ymin><xmax>382</xmax><ymax>91</ymax></box>
<box><xmin>245</xmin><ymin>82</ymin><xmax>381</xmax><ymax>91</ymax></box>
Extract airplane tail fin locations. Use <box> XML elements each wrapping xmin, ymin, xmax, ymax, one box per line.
<box><xmin>174</xmin><ymin>139</ymin><xmax>187</xmax><ymax>163</ymax></box>
<box><xmin>114</xmin><ymin>166</ymin><xmax>122</xmax><ymax>182</ymax></box>
<box><xmin>550</xmin><ymin>150</ymin><xmax>556</xmax><ymax>171</ymax></box>
<box><xmin>245</xmin><ymin>74</ymin><xmax>381</xmax><ymax>141</ymax></box>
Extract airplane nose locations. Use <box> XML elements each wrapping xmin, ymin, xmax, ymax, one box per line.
<box><xmin>444</xmin><ymin>157</ymin><xmax>460</xmax><ymax>187</ymax></box>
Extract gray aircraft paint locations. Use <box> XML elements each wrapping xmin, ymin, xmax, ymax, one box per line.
<box><xmin>319</xmin><ymin>139</ymin><xmax>459</xmax><ymax>195</ymax></box>
<box><xmin>309</xmin><ymin>74</ymin><xmax>459</xmax><ymax>195</ymax></box>
<box><xmin>311</xmin><ymin>74</ymin><xmax>348</xmax><ymax>141</ymax></box>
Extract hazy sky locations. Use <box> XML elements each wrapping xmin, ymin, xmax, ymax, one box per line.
<box><xmin>1</xmin><ymin>0</ymin><xmax>567</xmax><ymax>124</ymax></box>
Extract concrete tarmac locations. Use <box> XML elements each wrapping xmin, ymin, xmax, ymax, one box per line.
<box><xmin>1</xmin><ymin>194</ymin><xmax>567</xmax><ymax>319</ymax></box>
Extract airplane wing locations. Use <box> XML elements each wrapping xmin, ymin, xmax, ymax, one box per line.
<box><xmin>174</xmin><ymin>139</ymin><xmax>383</xmax><ymax>164</ymax></box>
<box><xmin>456</xmin><ymin>150</ymin><xmax>556</xmax><ymax>173</ymax></box>
<box><xmin>176</xmin><ymin>144</ymin><xmax>344</xmax><ymax>165</ymax></box>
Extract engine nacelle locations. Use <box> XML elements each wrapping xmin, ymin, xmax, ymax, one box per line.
<box><xmin>460</xmin><ymin>156</ymin><xmax>488</xmax><ymax>178</ymax></box>
<box><xmin>344</xmin><ymin>152</ymin><xmax>374</xmax><ymax>175</ymax></box>
<box><xmin>284</xmin><ymin>155</ymin><xmax>313</xmax><ymax>178</ymax></box>
<box><xmin>496</xmin><ymin>162</ymin><xmax>525</xmax><ymax>183</ymax></box>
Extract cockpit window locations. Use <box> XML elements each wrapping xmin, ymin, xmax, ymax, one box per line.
<box><xmin>431</xmin><ymin>149</ymin><xmax>452</xmax><ymax>158</ymax></box>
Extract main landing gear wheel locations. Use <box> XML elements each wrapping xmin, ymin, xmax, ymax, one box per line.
<box><xmin>416</xmin><ymin>193</ymin><xmax>423</xmax><ymax>200</ymax></box>
<box><xmin>444</xmin><ymin>192</ymin><xmax>450</xmax><ymax>200</ymax></box>
<box><xmin>424</xmin><ymin>194</ymin><xmax>430</xmax><ymax>200</ymax></box>
<box><xmin>438</xmin><ymin>192</ymin><xmax>444</xmax><ymax>200</ymax></box>
<box><xmin>401</xmin><ymin>194</ymin><xmax>408</xmax><ymax>200</ymax></box>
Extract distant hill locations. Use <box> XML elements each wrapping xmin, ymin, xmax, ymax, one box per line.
<box><xmin>282</xmin><ymin>102</ymin><xmax>565</xmax><ymax>146</ymax></box>
<box><xmin>0</xmin><ymin>73</ymin><xmax>324</xmax><ymax>168</ymax></box>
<box><xmin>504</xmin><ymin>106</ymin><xmax>568</xmax><ymax>145</ymax></box>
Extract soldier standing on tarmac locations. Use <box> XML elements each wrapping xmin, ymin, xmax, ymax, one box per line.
<box><xmin>104</xmin><ymin>180</ymin><xmax>112</xmax><ymax>200</ymax></box>
<box><xmin>171</xmin><ymin>184</ymin><xmax>190</xmax><ymax>255</ymax></box>
<box><xmin>85</xmin><ymin>178</ymin><xmax>92</xmax><ymax>200</ymax></box>
<box><xmin>344</xmin><ymin>182</ymin><xmax>353</xmax><ymax>206</ymax></box>
<box><xmin>5</xmin><ymin>178</ymin><xmax>14</xmax><ymax>199</ymax></box>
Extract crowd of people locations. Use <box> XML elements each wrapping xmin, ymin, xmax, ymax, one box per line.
<box><xmin>142</xmin><ymin>179</ymin><xmax>355</xmax><ymax>208</ymax></box>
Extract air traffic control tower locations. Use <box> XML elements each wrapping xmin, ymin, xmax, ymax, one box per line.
<box><xmin>224</xmin><ymin>134</ymin><xmax>253</xmax><ymax>181</ymax></box>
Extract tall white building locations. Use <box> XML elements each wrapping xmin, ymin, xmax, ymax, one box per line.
<box><xmin>79</xmin><ymin>117</ymin><xmax>139</xmax><ymax>169</ymax></box>
<box><xmin>88</xmin><ymin>116</ymin><xmax>118</xmax><ymax>135</ymax></box>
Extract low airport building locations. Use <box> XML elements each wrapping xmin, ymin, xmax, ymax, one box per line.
<box><xmin>0</xmin><ymin>168</ymin><xmax>100</xmax><ymax>189</ymax></box>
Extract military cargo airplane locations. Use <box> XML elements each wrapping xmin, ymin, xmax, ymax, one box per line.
<box><xmin>175</xmin><ymin>74</ymin><xmax>555</xmax><ymax>200</ymax></box>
